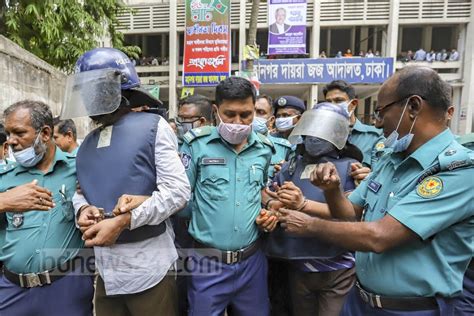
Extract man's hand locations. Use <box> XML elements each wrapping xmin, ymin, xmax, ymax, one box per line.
<box><xmin>350</xmin><ymin>162</ymin><xmax>371</xmax><ymax>185</ymax></box>
<box><xmin>112</xmin><ymin>194</ymin><xmax>150</xmax><ymax>216</ymax></box>
<box><xmin>77</xmin><ymin>205</ymin><xmax>103</xmax><ymax>233</ymax></box>
<box><xmin>277</xmin><ymin>181</ymin><xmax>305</xmax><ymax>209</ymax></box>
<box><xmin>278</xmin><ymin>208</ymin><xmax>315</xmax><ymax>236</ymax></box>
<box><xmin>310</xmin><ymin>162</ymin><xmax>341</xmax><ymax>191</ymax></box>
<box><xmin>262</xmin><ymin>187</ymin><xmax>284</xmax><ymax>212</ymax></box>
<box><xmin>0</xmin><ymin>180</ymin><xmax>54</xmax><ymax>212</ymax></box>
<box><xmin>82</xmin><ymin>213</ymin><xmax>131</xmax><ymax>247</ymax></box>
<box><xmin>255</xmin><ymin>209</ymin><xmax>278</xmax><ymax>232</ymax></box>
<box><xmin>273</xmin><ymin>160</ymin><xmax>285</xmax><ymax>174</ymax></box>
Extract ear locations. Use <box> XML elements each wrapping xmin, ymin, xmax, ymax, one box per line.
<box><xmin>66</xmin><ymin>131</ymin><xmax>74</xmax><ymax>142</ymax></box>
<box><xmin>41</xmin><ymin>126</ymin><xmax>53</xmax><ymax>142</ymax></box>
<box><xmin>407</xmin><ymin>95</ymin><xmax>423</xmax><ymax>118</ymax></box>
<box><xmin>268</xmin><ymin>115</ymin><xmax>275</xmax><ymax>128</ymax></box>
<box><xmin>446</xmin><ymin>105</ymin><xmax>455</xmax><ymax>121</ymax></box>
<box><xmin>349</xmin><ymin>99</ymin><xmax>358</xmax><ymax>112</ymax></box>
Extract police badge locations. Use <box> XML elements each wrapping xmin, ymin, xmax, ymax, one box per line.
<box><xmin>12</xmin><ymin>213</ymin><xmax>24</xmax><ymax>228</ymax></box>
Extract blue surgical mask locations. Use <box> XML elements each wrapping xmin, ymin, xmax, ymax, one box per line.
<box><xmin>304</xmin><ymin>136</ymin><xmax>336</xmax><ymax>157</ymax></box>
<box><xmin>337</xmin><ymin>100</ymin><xmax>354</xmax><ymax>117</ymax></box>
<box><xmin>275</xmin><ymin>115</ymin><xmax>297</xmax><ymax>131</ymax></box>
<box><xmin>384</xmin><ymin>99</ymin><xmax>417</xmax><ymax>153</ymax></box>
<box><xmin>252</xmin><ymin>116</ymin><xmax>269</xmax><ymax>134</ymax></box>
<box><xmin>12</xmin><ymin>131</ymin><xmax>46</xmax><ymax>167</ymax></box>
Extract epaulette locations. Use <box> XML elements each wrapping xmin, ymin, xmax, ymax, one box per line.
<box><xmin>183</xmin><ymin>126</ymin><xmax>213</xmax><ymax>144</ymax></box>
<box><xmin>271</xmin><ymin>137</ymin><xmax>292</xmax><ymax>148</ymax></box>
<box><xmin>0</xmin><ymin>162</ymin><xmax>18</xmax><ymax>175</ymax></box>
<box><xmin>257</xmin><ymin>133</ymin><xmax>276</xmax><ymax>154</ymax></box>
<box><xmin>438</xmin><ymin>142</ymin><xmax>474</xmax><ymax>171</ymax></box>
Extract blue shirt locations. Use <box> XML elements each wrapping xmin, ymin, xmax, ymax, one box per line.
<box><xmin>0</xmin><ymin>148</ymin><xmax>83</xmax><ymax>274</ymax></box>
<box><xmin>349</xmin><ymin>129</ymin><xmax>474</xmax><ymax>297</ymax></box>
<box><xmin>349</xmin><ymin>119</ymin><xmax>383</xmax><ymax>167</ymax></box>
<box><xmin>180</xmin><ymin>126</ymin><xmax>273</xmax><ymax>251</ymax></box>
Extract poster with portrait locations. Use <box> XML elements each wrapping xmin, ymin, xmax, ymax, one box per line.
<box><xmin>268</xmin><ymin>0</ymin><xmax>307</xmax><ymax>55</ymax></box>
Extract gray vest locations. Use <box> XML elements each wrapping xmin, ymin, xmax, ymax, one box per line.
<box><xmin>76</xmin><ymin>112</ymin><xmax>165</xmax><ymax>243</ymax></box>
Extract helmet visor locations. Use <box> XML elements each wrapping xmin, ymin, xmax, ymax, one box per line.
<box><xmin>288</xmin><ymin>109</ymin><xmax>350</xmax><ymax>149</ymax></box>
<box><xmin>60</xmin><ymin>68</ymin><xmax>122</xmax><ymax>119</ymax></box>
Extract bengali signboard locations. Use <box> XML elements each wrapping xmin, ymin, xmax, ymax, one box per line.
<box><xmin>253</xmin><ymin>58</ymin><xmax>394</xmax><ymax>84</ymax></box>
<box><xmin>183</xmin><ymin>0</ymin><xmax>231</xmax><ymax>86</ymax></box>
<box><xmin>268</xmin><ymin>0</ymin><xmax>307</xmax><ymax>55</ymax></box>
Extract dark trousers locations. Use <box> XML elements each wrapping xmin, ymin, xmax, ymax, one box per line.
<box><xmin>341</xmin><ymin>287</ymin><xmax>456</xmax><ymax>316</ymax></box>
<box><xmin>268</xmin><ymin>259</ymin><xmax>292</xmax><ymax>316</ymax></box>
<box><xmin>0</xmin><ymin>272</ymin><xmax>94</xmax><ymax>316</ymax></box>
<box><xmin>289</xmin><ymin>267</ymin><xmax>355</xmax><ymax>316</ymax></box>
<box><xmin>95</xmin><ymin>274</ymin><xmax>178</xmax><ymax>316</ymax></box>
<box><xmin>187</xmin><ymin>249</ymin><xmax>269</xmax><ymax>316</ymax></box>
<box><xmin>454</xmin><ymin>266</ymin><xmax>474</xmax><ymax>315</ymax></box>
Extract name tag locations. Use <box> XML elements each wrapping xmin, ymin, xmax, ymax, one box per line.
<box><xmin>97</xmin><ymin>126</ymin><xmax>113</xmax><ymax>148</ymax></box>
<box><xmin>368</xmin><ymin>180</ymin><xmax>382</xmax><ymax>193</ymax></box>
<box><xmin>300</xmin><ymin>164</ymin><xmax>317</xmax><ymax>179</ymax></box>
<box><xmin>202</xmin><ymin>158</ymin><xmax>226</xmax><ymax>165</ymax></box>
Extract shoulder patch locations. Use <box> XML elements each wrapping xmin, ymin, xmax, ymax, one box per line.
<box><xmin>417</xmin><ymin>176</ymin><xmax>443</xmax><ymax>198</ymax></box>
<box><xmin>180</xmin><ymin>152</ymin><xmax>192</xmax><ymax>170</ymax></box>
<box><xmin>183</xmin><ymin>126</ymin><xmax>213</xmax><ymax>144</ymax></box>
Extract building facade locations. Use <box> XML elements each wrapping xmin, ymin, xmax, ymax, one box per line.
<box><xmin>117</xmin><ymin>0</ymin><xmax>474</xmax><ymax>134</ymax></box>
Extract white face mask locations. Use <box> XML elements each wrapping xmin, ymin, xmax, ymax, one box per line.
<box><xmin>336</xmin><ymin>100</ymin><xmax>354</xmax><ymax>117</ymax></box>
<box><xmin>12</xmin><ymin>131</ymin><xmax>46</xmax><ymax>167</ymax></box>
<box><xmin>275</xmin><ymin>115</ymin><xmax>298</xmax><ymax>131</ymax></box>
<box><xmin>216</xmin><ymin>112</ymin><xmax>252</xmax><ymax>145</ymax></box>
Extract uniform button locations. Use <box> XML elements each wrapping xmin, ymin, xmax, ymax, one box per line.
<box><xmin>236</xmin><ymin>202</ymin><xmax>240</xmax><ymax>207</ymax></box>
<box><xmin>35</xmin><ymin>249</ymin><xmax>40</xmax><ymax>254</ymax></box>
<box><xmin>237</xmin><ymin>177</ymin><xmax>241</xmax><ymax>182</ymax></box>
<box><xmin>234</xmin><ymin>227</ymin><xmax>238</xmax><ymax>231</ymax></box>
<box><xmin>392</xmin><ymin>178</ymin><xmax>398</xmax><ymax>183</ymax></box>
<box><xmin>43</xmin><ymin>223</ymin><xmax>47</xmax><ymax>228</ymax></box>
<box><xmin>389</xmin><ymin>192</ymin><xmax>394</xmax><ymax>198</ymax></box>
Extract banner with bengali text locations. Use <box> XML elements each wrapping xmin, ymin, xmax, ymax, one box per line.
<box><xmin>252</xmin><ymin>58</ymin><xmax>394</xmax><ymax>84</ymax></box>
<box><xmin>183</xmin><ymin>0</ymin><xmax>231</xmax><ymax>86</ymax></box>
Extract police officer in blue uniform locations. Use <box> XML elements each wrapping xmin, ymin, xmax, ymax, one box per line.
<box><xmin>252</xmin><ymin>95</ymin><xmax>293</xmax><ymax>178</ymax></box>
<box><xmin>265</xmin><ymin>102</ymin><xmax>362</xmax><ymax>316</ymax></box>
<box><xmin>62</xmin><ymin>48</ymin><xmax>190</xmax><ymax>315</ymax></box>
<box><xmin>0</xmin><ymin>100</ymin><xmax>94</xmax><ymax>316</ymax></box>
<box><xmin>278</xmin><ymin>67</ymin><xmax>474</xmax><ymax>315</ymax></box>
<box><xmin>179</xmin><ymin>77</ymin><xmax>274</xmax><ymax>316</ymax></box>
<box><xmin>323</xmin><ymin>80</ymin><xmax>383</xmax><ymax>167</ymax></box>
<box><xmin>456</xmin><ymin>134</ymin><xmax>474</xmax><ymax>315</ymax></box>
<box><xmin>272</xmin><ymin>95</ymin><xmax>306</xmax><ymax>142</ymax></box>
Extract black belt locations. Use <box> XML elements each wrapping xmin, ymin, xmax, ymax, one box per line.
<box><xmin>193</xmin><ymin>239</ymin><xmax>261</xmax><ymax>265</ymax></box>
<box><xmin>2</xmin><ymin>259</ymin><xmax>74</xmax><ymax>288</ymax></box>
<box><xmin>355</xmin><ymin>282</ymin><xmax>438</xmax><ymax>311</ymax></box>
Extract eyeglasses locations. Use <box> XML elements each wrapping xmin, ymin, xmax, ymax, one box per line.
<box><xmin>373</xmin><ymin>97</ymin><xmax>408</xmax><ymax>121</ymax></box>
<box><xmin>176</xmin><ymin>116</ymin><xmax>201</xmax><ymax>124</ymax></box>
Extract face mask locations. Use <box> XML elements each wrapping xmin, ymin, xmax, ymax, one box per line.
<box><xmin>384</xmin><ymin>99</ymin><xmax>417</xmax><ymax>153</ymax></box>
<box><xmin>12</xmin><ymin>131</ymin><xmax>46</xmax><ymax>168</ymax></box>
<box><xmin>337</xmin><ymin>100</ymin><xmax>354</xmax><ymax>117</ymax></box>
<box><xmin>304</xmin><ymin>136</ymin><xmax>336</xmax><ymax>157</ymax></box>
<box><xmin>252</xmin><ymin>116</ymin><xmax>269</xmax><ymax>134</ymax></box>
<box><xmin>216</xmin><ymin>112</ymin><xmax>252</xmax><ymax>145</ymax></box>
<box><xmin>275</xmin><ymin>115</ymin><xmax>297</xmax><ymax>131</ymax></box>
<box><xmin>176</xmin><ymin>120</ymin><xmax>200</xmax><ymax>141</ymax></box>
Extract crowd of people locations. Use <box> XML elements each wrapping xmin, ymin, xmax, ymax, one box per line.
<box><xmin>135</xmin><ymin>56</ymin><xmax>170</xmax><ymax>66</ymax></box>
<box><xmin>0</xmin><ymin>47</ymin><xmax>472</xmax><ymax>316</ymax></box>
<box><xmin>399</xmin><ymin>48</ymin><xmax>459</xmax><ymax>62</ymax></box>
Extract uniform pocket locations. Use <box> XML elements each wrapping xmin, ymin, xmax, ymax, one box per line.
<box><xmin>248</xmin><ymin>165</ymin><xmax>265</xmax><ymax>203</ymax></box>
<box><xmin>200</xmin><ymin>166</ymin><xmax>230</xmax><ymax>200</ymax></box>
